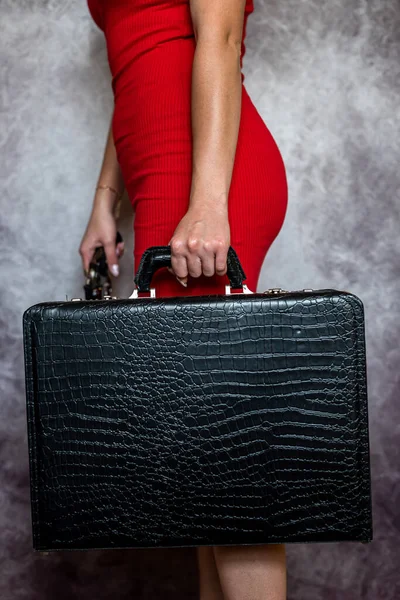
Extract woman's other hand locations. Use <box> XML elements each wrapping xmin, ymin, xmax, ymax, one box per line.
<box><xmin>79</xmin><ymin>202</ymin><xmax>124</xmax><ymax>277</ymax></box>
<box><xmin>167</xmin><ymin>203</ymin><xmax>230</xmax><ymax>286</ymax></box>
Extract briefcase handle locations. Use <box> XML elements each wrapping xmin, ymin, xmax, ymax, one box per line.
<box><xmin>133</xmin><ymin>245</ymin><xmax>247</xmax><ymax>293</ymax></box>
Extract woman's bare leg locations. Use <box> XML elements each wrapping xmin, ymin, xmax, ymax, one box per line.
<box><xmin>196</xmin><ymin>546</ymin><xmax>225</xmax><ymax>600</ymax></box>
<box><xmin>213</xmin><ymin>544</ymin><xmax>287</xmax><ymax>600</ymax></box>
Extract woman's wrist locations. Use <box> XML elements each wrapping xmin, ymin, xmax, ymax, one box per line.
<box><xmin>96</xmin><ymin>184</ymin><xmax>123</xmax><ymax>201</ymax></box>
<box><xmin>93</xmin><ymin>186</ymin><xmax>123</xmax><ymax>213</ymax></box>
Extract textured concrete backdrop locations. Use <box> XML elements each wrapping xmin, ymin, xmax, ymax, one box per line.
<box><xmin>1</xmin><ymin>0</ymin><xmax>399</xmax><ymax>598</ymax></box>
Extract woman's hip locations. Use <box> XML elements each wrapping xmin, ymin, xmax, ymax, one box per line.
<box><xmin>114</xmin><ymin>85</ymin><xmax>287</xmax><ymax>217</ymax></box>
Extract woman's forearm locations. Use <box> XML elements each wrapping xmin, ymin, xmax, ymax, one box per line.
<box><xmin>189</xmin><ymin>41</ymin><xmax>242</xmax><ymax>211</ymax></box>
<box><xmin>93</xmin><ymin>113</ymin><xmax>125</xmax><ymax>211</ymax></box>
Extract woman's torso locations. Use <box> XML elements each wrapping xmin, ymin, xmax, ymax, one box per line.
<box><xmin>86</xmin><ymin>0</ymin><xmax>288</xmax><ymax>291</ymax></box>
<box><xmin>87</xmin><ymin>0</ymin><xmax>255</xmax><ymax>96</ymax></box>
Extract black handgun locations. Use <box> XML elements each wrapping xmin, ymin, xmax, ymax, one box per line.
<box><xmin>83</xmin><ymin>231</ymin><xmax>123</xmax><ymax>300</ymax></box>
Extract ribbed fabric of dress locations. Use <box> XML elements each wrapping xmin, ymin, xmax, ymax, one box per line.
<box><xmin>87</xmin><ymin>0</ymin><xmax>288</xmax><ymax>297</ymax></box>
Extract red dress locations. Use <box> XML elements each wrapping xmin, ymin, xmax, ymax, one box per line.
<box><xmin>87</xmin><ymin>0</ymin><xmax>288</xmax><ymax>297</ymax></box>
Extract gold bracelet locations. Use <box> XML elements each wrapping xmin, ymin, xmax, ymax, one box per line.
<box><xmin>96</xmin><ymin>184</ymin><xmax>122</xmax><ymax>200</ymax></box>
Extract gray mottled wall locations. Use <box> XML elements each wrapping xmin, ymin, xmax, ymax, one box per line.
<box><xmin>1</xmin><ymin>0</ymin><xmax>399</xmax><ymax>598</ymax></box>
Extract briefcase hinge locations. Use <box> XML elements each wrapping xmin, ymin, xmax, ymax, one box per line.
<box><xmin>129</xmin><ymin>288</ymin><xmax>157</xmax><ymax>299</ymax></box>
<box><xmin>130</xmin><ymin>285</ymin><xmax>255</xmax><ymax>298</ymax></box>
<box><xmin>225</xmin><ymin>284</ymin><xmax>254</xmax><ymax>295</ymax></box>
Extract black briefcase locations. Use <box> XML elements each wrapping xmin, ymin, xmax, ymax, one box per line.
<box><xmin>22</xmin><ymin>245</ymin><xmax>373</xmax><ymax>552</ymax></box>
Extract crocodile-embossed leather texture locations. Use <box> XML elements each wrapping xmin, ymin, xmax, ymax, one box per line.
<box><xmin>22</xmin><ymin>290</ymin><xmax>373</xmax><ymax>551</ymax></box>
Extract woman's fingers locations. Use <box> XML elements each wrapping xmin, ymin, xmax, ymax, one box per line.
<box><xmin>215</xmin><ymin>243</ymin><xmax>229</xmax><ymax>276</ymax></box>
<box><xmin>103</xmin><ymin>239</ymin><xmax>120</xmax><ymax>277</ymax></box>
<box><xmin>166</xmin><ymin>209</ymin><xmax>230</xmax><ymax>285</ymax></box>
<box><xmin>167</xmin><ymin>240</ymin><xmax>228</xmax><ymax>284</ymax></box>
<box><xmin>80</xmin><ymin>238</ymin><xmax>122</xmax><ymax>278</ymax></box>
<box><xmin>200</xmin><ymin>243</ymin><xmax>225</xmax><ymax>277</ymax></box>
<box><xmin>195</xmin><ymin>242</ymin><xmax>229</xmax><ymax>277</ymax></box>
<box><xmin>169</xmin><ymin>239</ymin><xmax>189</xmax><ymax>285</ymax></box>
<box><xmin>186</xmin><ymin>239</ymin><xmax>204</xmax><ymax>278</ymax></box>
<box><xmin>116</xmin><ymin>242</ymin><xmax>125</xmax><ymax>257</ymax></box>
<box><xmin>79</xmin><ymin>207</ymin><xmax>121</xmax><ymax>277</ymax></box>
<box><xmin>79</xmin><ymin>243</ymin><xmax>96</xmax><ymax>275</ymax></box>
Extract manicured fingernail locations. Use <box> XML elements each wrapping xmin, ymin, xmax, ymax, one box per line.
<box><xmin>116</xmin><ymin>248</ymin><xmax>120</xmax><ymax>257</ymax></box>
<box><xmin>176</xmin><ymin>276</ymin><xmax>187</xmax><ymax>287</ymax></box>
<box><xmin>110</xmin><ymin>264</ymin><xmax>119</xmax><ymax>276</ymax></box>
